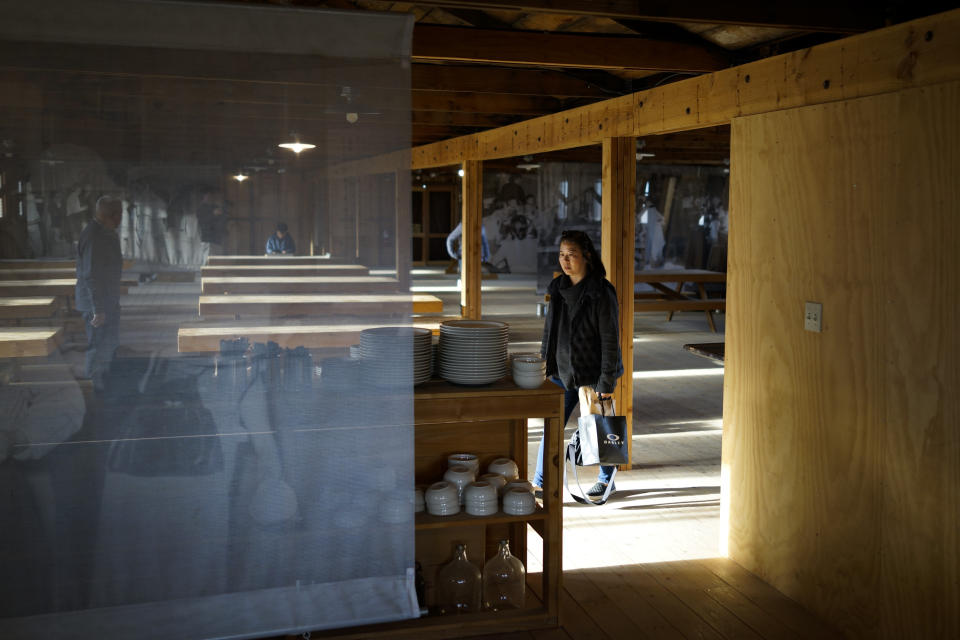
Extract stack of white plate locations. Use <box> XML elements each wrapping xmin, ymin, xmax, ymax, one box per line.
<box><xmin>359</xmin><ymin>327</ymin><xmax>433</xmax><ymax>387</ymax></box>
<box><xmin>437</xmin><ymin>320</ymin><xmax>509</xmax><ymax>385</ymax></box>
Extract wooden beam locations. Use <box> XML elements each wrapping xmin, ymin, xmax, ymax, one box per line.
<box><xmin>412</xmin><ymin>24</ymin><xmax>729</xmax><ymax>72</ymax></box>
<box><xmin>409</xmin><ymin>9</ymin><xmax>960</xmax><ymax>168</ymax></box>
<box><xmin>460</xmin><ymin>159</ymin><xmax>483</xmax><ymax>319</ymax></box>
<box><xmin>412</xmin><ymin>63</ymin><xmax>612</xmax><ymax>98</ymax></box>
<box><xmin>407</xmin><ymin>1</ymin><xmax>879</xmax><ymax>32</ymax></box>
<box><xmin>600</xmin><ymin>137</ymin><xmax>636</xmax><ymax>470</ymax></box>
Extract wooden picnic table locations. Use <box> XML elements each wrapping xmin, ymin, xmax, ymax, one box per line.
<box><xmin>0</xmin><ymin>327</ymin><xmax>64</xmax><ymax>358</ymax></box>
<box><xmin>634</xmin><ymin>269</ymin><xmax>726</xmax><ymax>333</ymax></box>
<box><xmin>206</xmin><ymin>255</ymin><xmax>343</xmax><ymax>266</ymax></box>
<box><xmin>178</xmin><ymin>319</ymin><xmax>443</xmax><ymax>353</ymax></box>
<box><xmin>198</xmin><ymin>293</ymin><xmax>443</xmax><ymax>318</ymax></box>
<box><xmin>0</xmin><ymin>297</ymin><xmax>59</xmax><ymax>320</ymax></box>
<box><xmin>200</xmin><ymin>276</ymin><xmax>399</xmax><ymax>295</ymax></box>
<box><xmin>200</xmin><ymin>264</ymin><xmax>369</xmax><ymax>278</ymax></box>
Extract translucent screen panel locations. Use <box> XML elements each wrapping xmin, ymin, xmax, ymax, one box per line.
<box><xmin>0</xmin><ymin>1</ymin><xmax>415</xmax><ymax>638</ymax></box>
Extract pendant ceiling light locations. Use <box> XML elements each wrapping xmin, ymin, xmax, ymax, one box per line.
<box><xmin>233</xmin><ymin>172</ymin><xmax>249</xmax><ymax>182</ymax></box>
<box><xmin>278</xmin><ymin>133</ymin><xmax>315</xmax><ymax>154</ymax></box>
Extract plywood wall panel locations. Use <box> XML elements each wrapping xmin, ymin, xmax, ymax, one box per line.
<box><xmin>725</xmin><ymin>82</ymin><xmax>960</xmax><ymax>639</ymax></box>
<box><xmin>880</xmin><ymin>82</ymin><xmax>960</xmax><ymax>640</ymax></box>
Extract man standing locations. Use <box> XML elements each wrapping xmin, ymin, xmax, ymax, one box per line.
<box><xmin>75</xmin><ymin>195</ymin><xmax>124</xmax><ymax>388</ymax></box>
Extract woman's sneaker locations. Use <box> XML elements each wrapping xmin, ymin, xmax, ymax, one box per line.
<box><xmin>586</xmin><ymin>481</ymin><xmax>614</xmax><ymax>498</ymax></box>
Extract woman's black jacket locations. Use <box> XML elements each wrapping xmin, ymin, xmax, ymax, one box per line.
<box><xmin>540</xmin><ymin>273</ymin><xmax>623</xmax><ymax>394</ymax></box>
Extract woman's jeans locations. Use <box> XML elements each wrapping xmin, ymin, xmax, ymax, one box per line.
<box><xmin>533</xmin><ymin>377</ymin><xmax>615</xmax><ymax>487</ymax></box>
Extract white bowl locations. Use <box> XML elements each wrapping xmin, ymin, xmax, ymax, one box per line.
<box><xmin>512</xmin><ymin>374</ymin><xmax>545</xmax><ymax>389</ymax></box>
<box><xmin>447</xmin><ymin>453</ymin><xmax>480</xmax><ymax>475</ymax></box>
<box><xmin>511</xmin><ymin>354</ymin><xmax>546</xmax><ymax>370</ymax></box>
<box><xmin>479</xmin><ymin>473</ymin><xmax>508</xmax><ymax>495</ymax></box>
<box><xmin>487</xmin><ymin>457</ymin><xmax>519</xmax><ymax>480</ymax></box>
<box><xmin>464</xmin><ymin>481</ymin><xmax>500</xmax><ymax>516</ymax></box>
<box><xmin>443</xmin><ymin>465</ymin><xmax>476</xmax><ymax>504</ymax></box>
<box><xmin>504</xmin><ymin>479</ymin><xmax>534</xmax><ymax>494</ymax></box>
<box><xmin>502</xmin><ymin>487</ymin><xmax>537</xmax><ymax>515</ymax></box>
<box><xmin>425</xmin><ymin>481</ymin><xmax>460</xmax><ymax>516</ymax></box>
<box><xmin>464</xmin><ymin>480</ymin><xmax>498</xmax><ymax>504</ymax></box>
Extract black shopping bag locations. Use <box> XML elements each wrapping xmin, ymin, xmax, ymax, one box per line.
<box><xmin>575</xmin><ymin>400</ymin><xmax>629</xmax><ymax>466</ymax></box>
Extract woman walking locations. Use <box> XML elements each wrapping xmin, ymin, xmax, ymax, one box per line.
<box><xmin>534</xmin><ymin>230</ymin><xmax>624</xmax><ymax>498</ymax></box>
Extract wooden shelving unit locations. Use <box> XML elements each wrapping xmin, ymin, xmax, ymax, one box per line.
<box><xmin>322</xmin><ymin>379</ymin><xmax>564</xmax><ymax>639</ymax></box>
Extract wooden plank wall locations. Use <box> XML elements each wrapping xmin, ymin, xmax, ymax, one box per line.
<box><xmin>724</xmin><ymin>81</ymin><xmax>959</xmax><ymax>639</ymax></box>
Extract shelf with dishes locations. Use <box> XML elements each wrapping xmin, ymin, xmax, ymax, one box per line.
<box><xmin>409</xmin><ymin>381</ymin><xmax>564</xmax><ymax>636</ymax></box>
<box><xmin>415</xmin><ymin>504</ymin><xmax>547</xmax><ymax>530</ymax></box>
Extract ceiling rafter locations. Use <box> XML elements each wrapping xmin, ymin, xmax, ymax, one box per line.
<box><xmin>402</xmin><ymin>1</ymin><xmax>879</xmax><ymax>32</ymax></box>
<box><xmin>412</xmin><ymin>24</ymin><xmax>729</xmax><ymax>72</ymax></box>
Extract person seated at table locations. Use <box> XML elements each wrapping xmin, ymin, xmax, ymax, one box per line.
<box><xmin>265</xmin><ymin>222</ymin><xmax>296</xmax><ymax>255</ymax></box>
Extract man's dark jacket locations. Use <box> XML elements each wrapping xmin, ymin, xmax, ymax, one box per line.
<box><xmin>540</xmin><ymin>272</ymin><xmax>623</xmax><ymax>394</ymax></box>
<box><xmin>75</xmin><ymin>219</ymin><xmax>122</xmax><ymax>314</ymax></box>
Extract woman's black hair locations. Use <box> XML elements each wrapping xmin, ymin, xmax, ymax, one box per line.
<box><xmin>559</xmin><ymin>229</ymin><xmax>606</xmax><ymax>279</ymax></box>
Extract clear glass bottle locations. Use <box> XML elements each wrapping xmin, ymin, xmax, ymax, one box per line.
<box><xmin>482</xmin><ymin>539</ymin><xmax>526</xmax><ymax>610</ymax></box>
<box><xmin>436</xmin><ymin>543</ymin><xmax>481</xmax><ymax>614</ymax></box>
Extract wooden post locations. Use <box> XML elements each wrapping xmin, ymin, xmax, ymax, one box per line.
<box><xmin>395</xmin><ymin>169</ymin><xmax>411</xmax><ymax>291</ymax></box>
<box><xmin>460</xmin><ymin>160</ymin><xmax>482</xmax><ymax>319</ymax></box>
<box><xmin>600</xmin><ymin>137</ymin><xmax>636</xmax><ymax>468</ymax></box>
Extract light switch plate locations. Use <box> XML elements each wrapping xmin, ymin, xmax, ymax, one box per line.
<box><xmin>804</xmin><ymin>301</ymin><xmax>822</xmax><ymax>332</ymax></box>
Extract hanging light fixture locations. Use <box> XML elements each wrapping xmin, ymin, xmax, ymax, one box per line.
<box><xmin>278</xmin><ymin>133</ymin><xmax>315</xmax><ymax>154</ymax></box>
<box><xmin>233</xmin><ymin>171</ymin><xmax>249</xmax><ymax>182</ymax></box>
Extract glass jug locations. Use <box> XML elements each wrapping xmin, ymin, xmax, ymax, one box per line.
<box><xmin>482</xmin><ymin>539</ymin><xmax>525</xmax><ymax>610</ymax></box>
<box><xmin>436</xmin><ymin>543</ymin><xmax>481</xmax><ymax>614</ymax></box>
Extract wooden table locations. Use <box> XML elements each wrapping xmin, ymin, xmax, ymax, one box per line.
<box><xmin>0</xmin><ymin>297</ymin><xmax>58</xmax><ymax>320</ymax></box>
<box><xmin>178</xmin><ymin>319</ymin><xmax>445</xmax><ymax>352</ymax></box>
<box><xmin>206</xmin><ymin>255</ymin><xmax>343</xmax><ymax>266</ymax></box>
<box><xmin>200</xmin><ymin>264</ymin><xmax>369</xmax><ymax>278</ymax></box>
<box><xmin>0</xmin><ymin>327</ymin><xmax>64</xmax><ymax>357</ymax></box>
<box><xmin>200</xmin><ymin>276</ymin><xmax>399</xmax><ymax>295</ymax></box>
<box><xmin>198</xmin><ymin>293</ymin><xmax>443</xmax><ymax>318</ymax></box>
<box><xmin>683</xmin><ymin>342</ymin><xmax>725</xmax><ymax>363</ymax></box>
<box><xmin>404</xmin><ymin>379</ymin><xmax>564</xmax><ymax>636</ymax></box>
<box><xmin>634</xmin><ymin>269</ymin><xmax>726</xmax><ymax>332</ymax></box>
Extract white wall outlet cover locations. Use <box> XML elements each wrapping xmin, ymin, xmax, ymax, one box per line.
<box><xmin>804</xmin><ymin>301</ymin><xmax>823</xmax><ymax>332</ymax></box>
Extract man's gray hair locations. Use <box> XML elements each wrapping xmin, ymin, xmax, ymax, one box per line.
<box><xmin>95</xmin><ymin>195</ymin><xmax>123</xmax><ymax>215</ymax></box>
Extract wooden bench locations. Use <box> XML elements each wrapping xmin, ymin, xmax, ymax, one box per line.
<box><xmin>200</xmin><ymin>264</ymin><xmax>370</xmax><ymax>278</ymax></box>
<box><xmin>178</xmin><ymin>319</ymin><xmax>444</xmax><ymax>353</ymax></box>
<box><xmin>0</xmin><ymin>327</ymin><xmax>64</xmax><ymax>358</ymax></box>
<box><xmin>198</xmin><ymin>293</ymin><xmax>443</xmax><ymax>318</ymax></box>
<box><xmin>0</xmin><ymin>268</ymin><xmax>77</xmax><ymax>280</ymax></box>
<box><xmin>200</xmin><ymin>276</ymin><xmax>399</xmax><ymax>295</ymax></box>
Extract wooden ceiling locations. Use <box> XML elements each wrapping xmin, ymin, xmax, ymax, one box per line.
<box><xmin>202</xmin><ymin>0</ymin><xmax>952</xmax><ymax>164</ymax></box>
<box><xmin>0</xmin><ymin>0</ymin><xmax>950</xmax><ymax>170</ymax></box>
